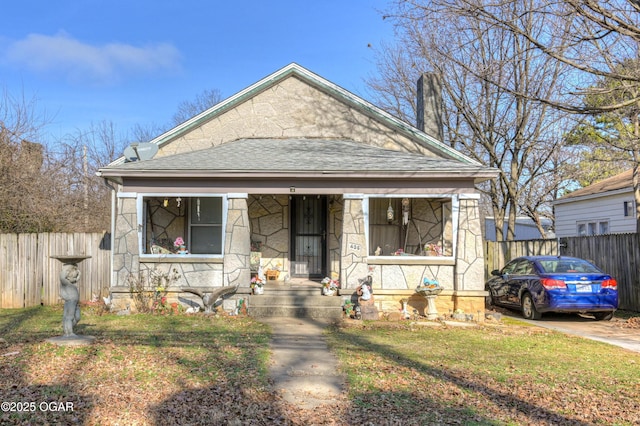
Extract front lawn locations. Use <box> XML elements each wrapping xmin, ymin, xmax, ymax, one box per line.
<box><xmin>0</xmin><ymin>306</ymin><xmax>638</xmax><ymax>425</ymax></box>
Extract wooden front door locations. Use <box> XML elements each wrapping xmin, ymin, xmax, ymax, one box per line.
<box><xmin>290</xmin><ymin>195</ymin><xmax>327</xmax><ymax>278</ymax></box>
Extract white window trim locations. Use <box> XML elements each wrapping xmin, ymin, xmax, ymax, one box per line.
<box><xmin>576</xmin><ymin>219</ymin><xmax>610</xmax><ymax>236</ymax></box>
<box><xmin>137</xmin><ymin>193</ymin><xmax>228</xmax><ymax>259</ymax></box>
<box><xmin>364</xmin><ymin>193</ymin><xmax>459</xmax><ymax>261</ymax></box>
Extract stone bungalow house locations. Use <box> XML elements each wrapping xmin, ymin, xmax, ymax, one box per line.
<box><xmin>98</xmin><ymin>63</ymin><xmax>497</xmax><ymax>317</ymax></box>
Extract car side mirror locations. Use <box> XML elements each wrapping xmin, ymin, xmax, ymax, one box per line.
<box><xmin>491</xmin><ymin>269</ymin><xmax>501</xmax><ymax>276</ymax></box>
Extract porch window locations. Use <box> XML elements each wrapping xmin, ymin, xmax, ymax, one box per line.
<box><xmin>368</xmin><ymin>197</ymin><xmax>453</xmax><ymax>257</ymax></box>
<box><xmin>142</xmin><ymin>195</ymin><xmax>224</xmax><ymax>255</ymax></box>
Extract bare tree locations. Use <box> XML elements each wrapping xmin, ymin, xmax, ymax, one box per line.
<box><xmin>127</xmin><ymin>88</ymin><xmax>224</xmax><ymax>143</ymax></box>
<box><xmin>172</xmin><ymin>88</ymin><xmax>223</xmax><ymax>126</ymax></box>
<box><xmin>0</xmin><ymin>88</ymin><xmax>65</xmax><ymax>233</ymax></box>
<box><xmin>56</xmin><ymin>121</ymin><xmax>130</xmax><ymax>232</ymax></box>
<box><xmin>452</xmin><ymin>0</ymin><xmax>640</xmax><ymax>231</ymax></box>
<box><xmin>0</xmin><ymin>84</ymin><xmax>223</xmax><ymax>233</ymax></box>
<box><xmin>371</xmin><ymin>0</ymin><xmax>575</xmax><ymax>240</ymax></box>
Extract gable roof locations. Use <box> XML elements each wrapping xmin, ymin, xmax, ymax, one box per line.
<box><xmin>99</xmin><ymin>138</ymin><xmax>495</xmax><ymax>181</ymax></box>
<box><xmin>555</xmin><ymin>169</ymin><xmax>633</xmax><ymax>204</ymax></box>
<box><xmin>109</xmin><ymin>63</ymin><xmax>482</xmax><ymax>167</ymax></box>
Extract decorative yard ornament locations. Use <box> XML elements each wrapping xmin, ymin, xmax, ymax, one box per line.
<box><xmin>47</xmin><ymin>255</ymin><xmax>95</xmax><ymax>346</ymax></box>
<box><xmin>387</xmin><ymin>199</ymin><xmax>394</xmax><ymax>222</ymax></box>
<box><xmin>402</xmin><ymin>198</ymin><xmax>410</xmax><ymax>225</ymax></box>
<box><xmin>182</xmin><ymin>285</ymin><xmax>239</xmax><ymax>313</ymax></box>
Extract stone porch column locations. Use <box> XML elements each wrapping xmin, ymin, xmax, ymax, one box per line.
<box><xmin>340</xmin><ymin>195</ymin><xmax>369</xmax><ymax>289</ymax></box>
<box><xmin>224</xmin><ymin>194</ymin><xmax>251</xmax><ymax>288</ymax></box>
<box><xmin>455</xmin><ymin>195</ymin><xmax>484</xmax><ymax>291</ymax></box>
<box><xmin>113</xmin><ymin>194</ymin><xmax>139</xmax><ymax>287</ymax></box>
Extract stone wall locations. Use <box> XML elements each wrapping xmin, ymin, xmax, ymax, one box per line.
<box><xmin>340</xmin><ymin>197</ymin><xmax>369</xmax><ymax>288</ymax></box>
<box><xmin>156</xmin><ymin>77</ymin><xmax>439</xmax><ymax>158</ymax></box>
<box><xmin>248</xmin><ymin>194</ymin><xmax>343</xmax><ymax>280</ymax></box>
<box><xmin>454</xmin><ymin>198</ymin><xmax>484</xmax><ymax>291</ymax></box>
<box><xmin>248</xmin><ymin>195</ymin><xmax>290</xmax><ymax>276</ymax></box>
<box><xmin>328</xmin><ymin>195</ymin><xmax>343</xmax><ymax>279</ymax></box>
<box><xmin>109</xmin><ymin>196</ymin><xmax>250</xmax><ymax>312</ymax></box>
<box><xmin>223</xmin><ymin>195</ymin><xmax>251</xmax><ymax>287</ymax></box>
<box><xmin>113</xmin><ymin>196</ymin><xmax>139</xmax><ymax>288</ymax></box>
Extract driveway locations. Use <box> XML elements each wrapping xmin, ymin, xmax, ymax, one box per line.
<box><xmin>500</xmin><ymin>311</ymin><xmax>640</xmax><ymax>353</ymax></box>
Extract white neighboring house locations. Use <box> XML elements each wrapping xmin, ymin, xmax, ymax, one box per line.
<box><xmin>553</xmin><ymin>169</ymin><xmax>636</xmax><ymax>237</ymax></box>
<box><xmin>484</xmin><ymin>217</ymin><xmax>554</xmax><ymax>241</ymax></box>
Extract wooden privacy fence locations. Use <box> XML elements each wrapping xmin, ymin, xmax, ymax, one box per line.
<box><xmin>485</xmin><ymin>234</ymin><xmax>640</xmax><ymax>311</ymax></box>
<box><xmin>0</xmin><ymin>232</ymin><xmax>111</xmax><ymax>309</ymax></box>
<box><xmin>3</xmin><ymin>232</ymin><xmax>639</xmax><ymax>311</ymax></box>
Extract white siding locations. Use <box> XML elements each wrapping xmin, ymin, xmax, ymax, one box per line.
<box><xmin>554</xmin><ymin>191</ymin><xmax>636</xmax><ymax>237</ymax></box>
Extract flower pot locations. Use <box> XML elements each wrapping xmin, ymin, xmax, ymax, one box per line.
<box><xmin>322</xmin><ymin>287</ymin><xmax>336</xmax><ymax>296</ymax></box>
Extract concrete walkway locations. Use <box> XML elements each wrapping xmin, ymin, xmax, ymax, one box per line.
<box><xmin>258</xmin><ymin>317</ymin><xmax>344</xmax><ymax>409</ymax></box>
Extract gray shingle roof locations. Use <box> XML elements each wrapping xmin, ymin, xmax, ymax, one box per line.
<box><xmin>102</xmin><ymin>138</ymin><xmax>489</xmax><ymax>175</ymax></box>
<box><xmin>558</xmin><ymin>169</ymin><xmax>633</xmax><ymax>200</ymax></box>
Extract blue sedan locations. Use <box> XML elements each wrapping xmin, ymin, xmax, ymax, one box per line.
<box><xmin>486</xmin><ymin>256</ymin><xmax>618</xmax><ymax>320</ymax></box>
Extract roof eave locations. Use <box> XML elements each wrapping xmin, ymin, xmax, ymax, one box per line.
<box><xmin>97</xmin><ymin>169</ymin><xmax>498</xmax><ymax>180</ymax></box>
<box><xmin>553</xmin><ymin>187</ymin><xmax>634</xmax><ymax>205</ymax></box>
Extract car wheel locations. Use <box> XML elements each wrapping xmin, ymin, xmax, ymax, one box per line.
<box><xmin>485</xmin><ymin>287</ymin><xmax>494</xmax><ymax>307</ymax></box>
<box><xmin>593</xmin><ymin>312</ymin><xmax>614</xmax><ymax>321</ymax></box>
<box><xmin>521</xmin><ymin>293</ymin><xmax>541</xmax><ymax>320</ymax></box>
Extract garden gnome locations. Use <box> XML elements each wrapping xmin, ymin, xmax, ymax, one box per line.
<box><xmin>60</xmin><ymin>263</ymin><xmax>81</xmax><ymax>336</ymax></box>
<box><xmin>357</xmin><ymin>278</ymin><xmax>372</xmax><ymax>302</ymax></box>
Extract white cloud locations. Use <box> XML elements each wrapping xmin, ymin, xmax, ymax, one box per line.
<box><xmin>3</xmin><ymin>32</ymin><xmax>182</xmax><ymax>85</ymax></box>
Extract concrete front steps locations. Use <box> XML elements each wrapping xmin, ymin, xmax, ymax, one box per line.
<box><xmin>249</xmin><ymin>281</ymin><xmax>344</xmax><ymax>320</ymax></box>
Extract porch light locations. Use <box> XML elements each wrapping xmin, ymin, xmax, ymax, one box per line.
<box><xmin>387</xmin><ymin>199</ymin><xmax>394</xmax><ymax>222</ymax></box>
<box><xmin>163</xmin><ymin>198</ymin><xmax>169</xmax><ymax>207</ymax></box>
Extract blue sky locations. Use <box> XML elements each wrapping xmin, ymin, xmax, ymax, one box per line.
<box><xmin>0</xmin><ymin>1</ymin><xmax>394</xmax><ymax>144</ymax></box>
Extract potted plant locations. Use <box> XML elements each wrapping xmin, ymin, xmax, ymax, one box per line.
<box><xmin>321</xmin><ymin>277</ymin><xmax>340</xmax><ymax>296</ymax></box>
<box><xmin>424</xmin><ymin>242</ymin><xmax>442</xmax><ymax>256</ymax></box>
<box><xmin>250</xmin><ymin>276</ymin><xmax>264</xmax><ymax>295</ymax></box>
<box><xmin>174</xmin><ymin>237</ymin><xmax>188</xmax><ymax>254</ymax></box>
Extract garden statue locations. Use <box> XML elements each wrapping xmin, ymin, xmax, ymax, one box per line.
<box><xmin>182</xmin><ymin>285</ymin><xmax>239</xmax><ymax>313</ymax></box>
<box><xmin>356</xmin><ymin>276</ymin><xmax>372</xmax><ymax>302</ymax></box>
<box><xmin>356</xmin><ymin>276</ymin><xmax>378</xmax><ymax>320</ymax></box>
<box><xmin>60</xmin><ymin>263</ymin><xmax>82</xmax><ymax>336</ymax></box>
<box><xmin>47</xmin><ymin>255</ymin><xmax>95</xmax><ymax>346</ymax></box>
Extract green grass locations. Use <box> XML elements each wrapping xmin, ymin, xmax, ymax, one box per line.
<box><xmin>326</xmin><ymin>320</ymin><xmax>640</xmax><ymax>425</ymax></box>
<box><xmin>0</xmin><ymin>306</ymin><xmax>639</xmax><ymax>425</ymax></box>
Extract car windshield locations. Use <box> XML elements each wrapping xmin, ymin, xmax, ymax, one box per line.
<box><xmin>538</xmin><ymin>259</ymin><xmax>602</xmax><ymax>274</ymax></box>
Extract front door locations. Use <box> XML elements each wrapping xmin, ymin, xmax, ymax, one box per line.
<box><xmin>290</xmin><ymin>195</ymin><xmax>327</xmax><ymax>278</ymax></box>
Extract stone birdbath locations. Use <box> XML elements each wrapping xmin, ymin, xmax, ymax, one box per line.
<box><xmin>415</xmin><ymin>279</ymin><xmax>443</xmax><ymax>321</ymax></box>
<box><xmin>46</xmin><ymin>255</ymin><xmax>96</xmax><ymax>346</ymax></box>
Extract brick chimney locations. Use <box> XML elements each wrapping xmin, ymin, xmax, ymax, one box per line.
<box><xmin>416</xmin><ymin>73</ymin><xmax>444</xmax><ymax>141</ymax></box>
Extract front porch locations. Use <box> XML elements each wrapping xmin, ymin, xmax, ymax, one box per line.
<box><xmin>109</xmin><ymin>189</ymin><xmax>486</xmax><ymax>319</ymax></box>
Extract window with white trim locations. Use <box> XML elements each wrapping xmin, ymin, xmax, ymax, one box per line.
<box><xmin>142</xmin><ymin>196</ymin><xmax>224</xmax><ymax>255</ymax></box>
<box><xmin>577</xmin><ymin>220</ymin><xmax>609</xmax><ymax>236</ymax></box>
<box><xmin>367</xmin><ymin>197</ymin><xmax>453</xmax><ymax>257</ymax></box>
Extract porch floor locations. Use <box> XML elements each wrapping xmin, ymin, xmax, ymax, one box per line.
<box><xmin>263</xmin><ymin>277</ymin><xmax>323</xmax><ymax>288</ymax></box>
